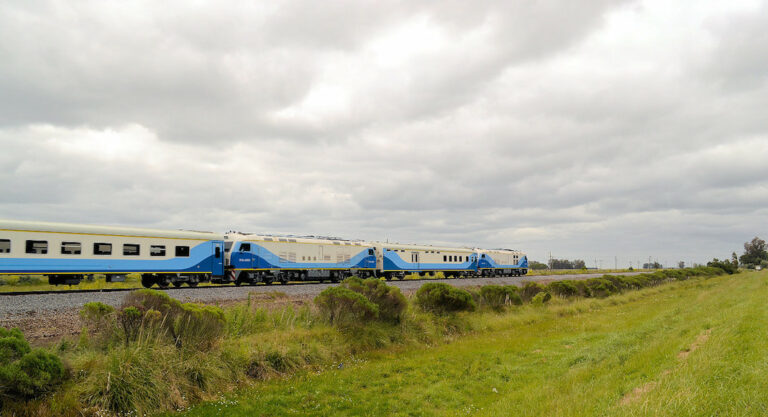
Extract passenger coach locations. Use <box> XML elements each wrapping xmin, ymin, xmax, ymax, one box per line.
<box><xmin>225</xmin><ymin>233</ymin><xmax>377</xmax><ymax>285</ymax></box>
<box><xmin>373</xmin><ymin>242</ymin><xmax>477</xmax><ymax>280</ymax></box>
<box><xmin>0</xmin><ymin>220</ymin><xmax>225</xmax><ymax>287</ymax></box>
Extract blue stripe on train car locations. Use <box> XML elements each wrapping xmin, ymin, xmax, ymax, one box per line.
<box><xmin>230</xmin><ymin>245</ymin><xmax>376</xmax><ymax>270</ymax></box>
<box><xmin>478</xmin><ymin>255</ymin><xmax>528</xmax><ymax>269</ymax></box>
<box><xmin>0</xmin><ymin>241</ymin><xmax>223</xmax><ymax>275</ymax></box>
<box><xmin>382</xmin><ymin>252</ymin><xmax>478</xmax><ymax>272</ymax></box>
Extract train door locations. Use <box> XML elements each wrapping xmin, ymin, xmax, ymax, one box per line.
<box><xmin>411</xmin><ymin>251</ymin><xmax>420</xmax><ymax>271</ymax></box>
<box><xmin>212</xmin><ymin>241</ymin><xmax>224</xmax><ymax>277</ymax></box>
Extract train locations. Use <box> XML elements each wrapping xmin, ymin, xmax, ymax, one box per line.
<box><xmin>0</xmin><ymin>219</ymin><xmax>528</xmax><ymax>288</ymax></box>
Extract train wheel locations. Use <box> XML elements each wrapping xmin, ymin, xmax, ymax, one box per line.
<box><xmin>173</xmin><ymin>282</ymin><xmax>183</xmax><ymax>288</ymax></box>
<box><xmin>140</xmin><ymin>275</ymin><xmax>155</xmax><ymax>289</ymax></box>
<box><xmin>188</xmin><ymin>281</ymin><xmax>199</xmax><ymax>287</ymax></box>
<box><xmin>384</xmin><ymin>273</ymin><xmax>392</xmax><ymax>281</ymax></box>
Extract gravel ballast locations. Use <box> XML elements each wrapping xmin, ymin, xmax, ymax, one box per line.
<box><xmin>0</xmin><ymin>272</ymin><xmax>640</xmax><ymax>319</ymax></box>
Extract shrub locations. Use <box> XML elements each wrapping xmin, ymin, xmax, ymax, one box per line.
<box><xmin>123</xmin><ymin>289</ymin><xmax>226</xmax><ymax>350</ymax></box>
<box><xmin>546</xmin><ymin>280</ymin><xmax>579</xmax><ymax>298</ymax></box>
<box><xmin>80</xmin><ymin>302</ymin><xmax>116</xmax><ymax>321</ymax></box>
<box><xmin>479</xmin><ymin>285</ymin><xmax>508</xmax><ymax>311</ymax></box>
<box><xmin>520</xmin><ymin>282</ymin><xmax>546</xmax><ymax>302</ymax></box>
<box><xmin>314</xmin><ymin>286</ymin><xmax>379</xmax><ymax>325</ymax></box>
<box><xmin>0</xmin><ymin>327</ymin><xmax>66</xmax><ymax>399</ymax></box>
<box><xmin>479</xmin><ymin>285</ymin><xmax>522</xmax><ymax>311</ymax></box>
<box><xmin>504</xmin><ymin>286</ymin><xmax>523</xmax><ymax>306</ymax></box>
<box><xmin>531</xmin><ymin>291</ymin><xmax>552</xmax><ymax>306</ymax></box>
<box><xmin>584</xmin><ymin>278</ymin><xmax>618</xmax><ymax>298</ymax></box>
<box><xmin>533</xmin><ymin>292</ymin><xmax>551</xmax><ymax>305</ymax></box>
<box><xmin>119</xmin><ymin>306</ymin><xmax>144</xmax><ymax>346</ymax></box>
<box><xmin>707</xmin><ymin>259</ymin><xmax>737</xmax><ymax>274</ymax></box>
<box><xmin>17</xmin><ymin>276</ymin><xmax>43</xmax><ymax>285</ymax></box>
<box><xmin>415</xmin><ymin>283</ymin><xmax>476</xmax><ymax>314</ymax></box>
<box><xmin>341</xmin><ymin>277</ymin><xmax>408</xmax><ymax>323</ymax></box>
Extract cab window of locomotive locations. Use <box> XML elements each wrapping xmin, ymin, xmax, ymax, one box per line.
<box><xmin>93</xmin><ymin>243</ymin><xmax>112</xmax><ymax>255</ymax></box>
<box><xmin>61</xmin><ymin>242</ymin><xmax>82</xmax><ymax>255</ymax></box>
<box><xmin>123</xmin><ymin>244</ymin><xmax>140</xmax><ymax>256</ymax></box>
<box><xmin>0</xmin><ymin>239</ymin><xmax>10</xmax><ymax>254</ymax></box>
<box><xmin>368</xmin><ymin>249</ymin><xmax>374</xmax><ymax>255</ymax></box>
<box><xmin>240</xmin><ymin>243</ymin><xmax>251</xmax><ymax>252</ymax></box>
<box><xmin>150</xmin><ymin>245</ymin><xmax>166</xmax><ymax>256</ymax></box>
<box><xmin>175</xmin><ymin>246</ymin><xmax>190</xmax><ymax>257</ymax></box>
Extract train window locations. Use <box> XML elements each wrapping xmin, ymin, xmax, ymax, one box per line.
<box><xmin>240</xmin><ymin>243</ymin><xmax>251</xmax><ymax>252</ymax></box>
<box><xmin>123</xmin><ymin>244</ymin><xmax>140</xmax><ymax>256</ymax></box>
<box><xmin>302</xmin><ymin>256</ymin><xmax>305</xmax><ymax>261</ymax></box>
<box><xmin>466</xmin><ymin>256</ymin><xmax>469</xmax><ymax>262</ymax></box>
<box><xmin>345</xmin><ymin>242</ymin><xmax>351</xmax><ymax>246</ymax></box>
<box><xmin>279</xmin><ymin>238</ymin><xmax>287</xmax><ymax>242</ymax></box>
<box><xmin>61</xmin><ymin>242</ymin><xmax>82</xmax><ymax>255</ymax></box>
<box><xmin>368</xmin><ymin>249</ymin><xmax>374</xmax><ymax>255</ymax></box>
<box><xmin>215</xmin><ymin>246</ymin><xmax>221</xmax><ymax>258</ymax></box>
<box><xmin>333</xmin><ymin>241</ymin><xmax>341</xmax><ymax>245</ymax></box>
<box><xmin>93</xmin><ymin>243</ymin><xmax>112</xmax><ymax>255</ymax></box>
<box><xmin>175</xmin><ymin>246</ymin><xmax>190</xmax><ymax>257</ymax></box>
<box><xmin>151</xmin><ymin>245</ymin><xmax>166</xmax><ymax>256</ymax></box>
<box><xmin>288</xmin><ymin>239</ymin><xmax>297</xmax><ymax>243</ymax></box>
<box><xmin>26</xmin><ymin>240</ymin><xmax>48</xmax><ymax>254</ymax></box>
<box><xmin>443</xmin><ymin>255</ymin><xmax>447</xmax><ymax>262</ymax></box>
<box><xmin>481</xmin><ymin>254</ymin><xmax>486</xmax><ymax>258</ymax></box>
<box><xmin>264</xmin><ymin>238</ymin><xmax>273</xmax><ymax>241</ymax></box>
<box><xmin>0</xmin><ymin>239</ymin><xmax>10</xmax><ymax>254</ymax></box>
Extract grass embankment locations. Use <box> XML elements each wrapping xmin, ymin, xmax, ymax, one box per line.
<box><xmin>0</xmin><ymin>267</ymin><xmax>741</xmax><ymax>416</ymax></box>
<box><xmin>0</xmin><ymin>274</ymin><xmax>147</xmax><ymax>292</ymax></box>
<box><xmin>176</xmin><ymin>270</ymin><xmax>768</xmax><ymax>417</ymax></box>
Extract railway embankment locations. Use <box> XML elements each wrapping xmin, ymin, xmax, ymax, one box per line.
<box><xmin>0</xmin><ymin>272</ymin><xmax>641</xmax><ymax>342</ymax></box>
<box><xmin>0</xmin><ymin>268</ymin><xmax>726</xmax><ymax>416</ymax></box>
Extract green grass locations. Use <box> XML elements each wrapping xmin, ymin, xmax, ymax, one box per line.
<box><xmin>174</xmin><ymin>270</ymin><xmax>768</xmax><ymax>417</ymax></box>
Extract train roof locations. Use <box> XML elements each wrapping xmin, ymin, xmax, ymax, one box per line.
<box><xmin>227</xmin><ymin>233</ymin><xmax>372</xmax><ymax>247</ymax></box>
<box><xmin>477</xmin><ymin>248</ymin><xmax>526</xmax><ymax>254</ymax></box>
<box><xmin>373</xmin><ymin>242</ymin><xmax>475</xmax><ymax>253</ymax></box>
<box><xmin>0</xmin><ymin>219</ymin><xmax>225</xmax><ymax>240</ymax></box>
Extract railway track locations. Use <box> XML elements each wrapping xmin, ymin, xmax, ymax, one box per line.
<box><xmin>0</xmin><ymin>276</ymin><xmax>506</xmax><ymax>297</ymax></box>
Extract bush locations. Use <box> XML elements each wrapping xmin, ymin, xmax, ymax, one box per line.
<box><xmin>531</xmin><ymin>291</ymin><xmax>552</xmax><ymax>306</ymax></box>
<box><xmin>123</xmin><ymin>289</ymin><xmax>225</xmax><ymax>350</ymax></box>
<box><xmin>415</xmin><ymin>283</ymin><xmax>476</xmax><ymax>314</ymax></box>
<box><xmin>479</xmin><ymin>285</ymin><xmax>522</xmax><ymax>311</ymax></box>
<box><xmin>314</xmin><ymin>286</ymin><xmax>379</xmax><ymax>326</ymax></box>
<box><xmin>504</xmin><ymin>286</ymin><xmax>523</xmax><ymax>306</ymax></box>
<box><xmin>707</xmin><ymin>259</ymin><xmax>737</xmax><ymax>274</ymax></box>
<box><xmin>341</xmin><ymin>277</ymin><xmax>408</xmax><ymax>323</ymax></box>
<box><xmin>0</xmin><ymin>327</ymin><xmax>66</xmax><ymax>400</ymax></box>
<box><xmin>546</xmin><ymin>280</ymin><xmax>579</xmax><ymax>298</ymax></box>
<box><xmin>520</xmin><ymin>282</ymin><xmax>546</xmax><ymax>302</ymax></box>
<box><xmin>17</xmin><ymin>276</ymin><xmax>43</xmax><ymax>285</ymax></box>
<box><xmin>584</xmin><ymin>278</ymin><xmax>618</xmax><ymax>298</ymax></box>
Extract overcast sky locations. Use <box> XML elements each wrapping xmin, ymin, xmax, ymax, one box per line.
<box><xmin>1</xmin><ymin>0</ymin><xmax>767</xmax><ymax>267</ymax></box>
